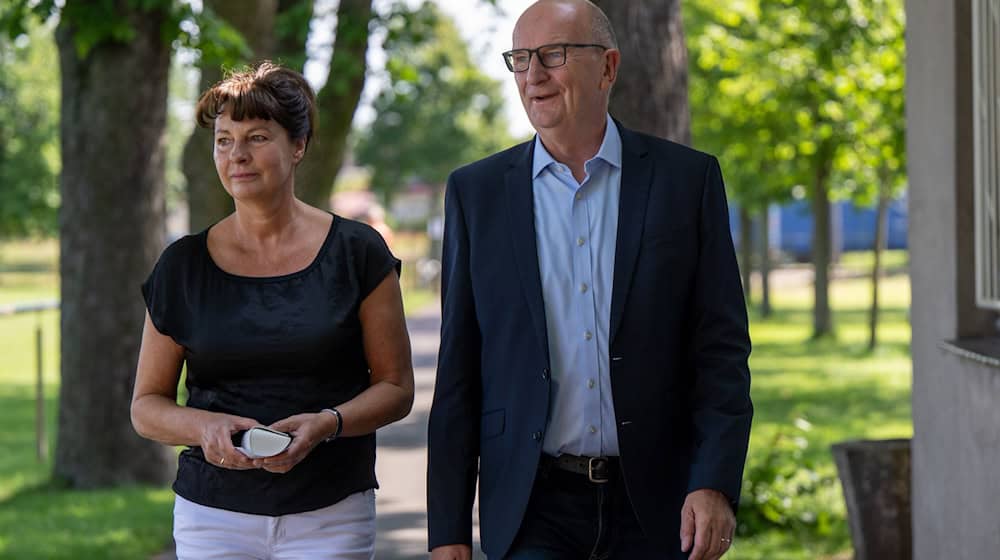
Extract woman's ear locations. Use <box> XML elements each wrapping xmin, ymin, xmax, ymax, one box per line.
<box><xmin>293</xmin><ymin>137</ymin><xmax>307</xmax><ymax>163</ymax></box>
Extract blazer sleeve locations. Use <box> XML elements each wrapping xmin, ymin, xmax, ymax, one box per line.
<box><xmin>686</xmin><ymin>156</ymin><xmax>754</xmax><ymax>509</ymax></box>
<box><xmin>426</xmin><ymin>172</ymin><xmax>483</xmax><ymax>549</ymax></box>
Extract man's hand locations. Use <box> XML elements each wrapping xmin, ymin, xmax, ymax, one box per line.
<box><xmin>679</xmin><ymin>488</ymin><xmax>735</xmax><ymax>560</ymax></box>
<box><xmin>430</xmin><ymin>544</ymin><xmax>472</xmax><ymax>560</ymax></box>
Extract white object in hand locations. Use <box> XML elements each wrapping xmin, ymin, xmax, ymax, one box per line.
<box><xmin>238</xmin><ymin>426</ymin><xmax>292</xmax><ymax>458</ymax></box>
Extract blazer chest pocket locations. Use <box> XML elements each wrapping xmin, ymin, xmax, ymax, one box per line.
<box><xmin>480</xmin><ymin>408</ymin><xmax>505</xmax><ymax>441</ymax></box>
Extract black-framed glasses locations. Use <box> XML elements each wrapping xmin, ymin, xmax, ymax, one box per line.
<box><xmin>502</xmin><ymin>43</ymin><xmax>608</xmax><ymax>73</ymax></box>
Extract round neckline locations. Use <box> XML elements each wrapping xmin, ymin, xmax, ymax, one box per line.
<box><xmin>202</xmin><ymin>213</ymin><xmax>339</xmax><ymax>283</ymax></box>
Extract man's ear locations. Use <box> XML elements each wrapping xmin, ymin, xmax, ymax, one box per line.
<box><xmin>602</xmin><ymin>48</ymin><xmax>621</xmax><ymax>90</ymax></box>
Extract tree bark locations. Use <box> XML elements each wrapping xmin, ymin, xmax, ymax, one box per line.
<box><xmin>869</xmin><ymin>179</ymin><xmax>890</xmax><ymax>351</ymax></box>
<box><xmin>274</xmin><ymin>0</ymin><xmax>314</xmax><ymax>71</ymax></box>
<box><xmin>739</xmin><ymin>207</ymin><xmax>753</xmax><ymax>303</ymax></box>
<box><xmin>183</xmin><ymin>0</ymin><xmax>280</xmax><ymax>233</ymax></box>
<box><xmin>594</xmin><ymin>0</ymin><xmax>691</xmax><ymax>145</ymax></box>
<box><xmin>55</xmin><ymin>6</ymin><xmax>174</xmax><ymax>487</ymax></box>
<box><xmin>760</xmin><ymin>209</ymin><xmax>772</xmax><ymax>318</ymax></box>
<box><xmin>811</xmin><ymin>150</ymin><xmax>834</xmax><ymax>338</ymax></box>
<box><xmin>295</xmin><ymin>0</ymin><xmax>372</xmax><ymax>209</ymax></box>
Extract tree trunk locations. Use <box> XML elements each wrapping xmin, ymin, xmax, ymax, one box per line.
<box><xmin>739</xmin><ymin>207</ymin><xmax>753</xmax><ymax>303</ymax></box>
<box><xmin>295</xmin><ymin>0</ymin><xmax>372</xmax><ymax>209</ymax></box>
<box><xmin>594</xmin><ymin>0</ymin><xmax>691</xmax><ymax>145</ymax></box>
<box><xmin>760</xmin><ymin>208</ymin><xmax>773</xmax><ymax>318</ymax></box>
<box><xmin>55</xmin><ymin>7</ymin><xmax>174</xmax><ymax>487</ymax></box>
<box><xmin>811</xmin><ymin>152</ymin><xmax>834</xmax><ymax>338</ymax></box>
<box><xmin>183</xmin><ymin>0</ymin><xmax>280</xmax><ymax>232</ymax></box>
<box><xmin>869</xmin><ymin>180</ymin><xmax>890</xmax><ymax>351</ymax></box>
<box><xmin>274</xmin><ymin>0</ymin><xmax>315</xmax><ymax>72</ymax></box>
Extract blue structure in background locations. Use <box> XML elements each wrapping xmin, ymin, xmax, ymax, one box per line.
<box><xmin>730</xmin><ymin>193</ymin><xmax>908</xmax><ymax>261</ymax></box>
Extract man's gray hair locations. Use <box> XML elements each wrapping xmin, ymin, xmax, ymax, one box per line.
<box><xmin>586</xmin><ymin>1</ymin><xmax>618</xmax><ymax>49</ymax></box>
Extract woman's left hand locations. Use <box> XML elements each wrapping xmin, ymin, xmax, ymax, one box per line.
<box><xmin>253</xmin><ymin>412</ymin><xmax>338</xmax><ymax>473</ymax></box>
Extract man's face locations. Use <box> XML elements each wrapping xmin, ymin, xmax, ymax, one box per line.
<box><xmin>512</xmin><ymin>2</ymin><xmax>617</xmax><ymax>137</ymax></box>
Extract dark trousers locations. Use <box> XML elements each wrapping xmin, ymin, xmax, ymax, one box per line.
<box><xmin>505</xmin><ymin>457</ymin><xmax>674</xmax><ymax>560</ymax></box>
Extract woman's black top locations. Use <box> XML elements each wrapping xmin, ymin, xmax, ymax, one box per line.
<box><xmin>141</xmin><ymin>215</ymin><xmax>400</xmax><ymax>516</ymax></box>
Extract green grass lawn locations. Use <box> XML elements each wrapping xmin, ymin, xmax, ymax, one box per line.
<box><xmin>730</xmin><ymin>268</ymin><xmax>912</xmax><ymax>560</ymax></box>
<box><xmin>0</xmin><ymin>239</ymin><xmax>910</xmax><ymax>559</ymax></box>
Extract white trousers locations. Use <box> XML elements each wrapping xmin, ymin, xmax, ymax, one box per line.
<box><xmin>173</xmin><ymin>490</ymin><xmax>376</xmax><ymax>560</ymax></box>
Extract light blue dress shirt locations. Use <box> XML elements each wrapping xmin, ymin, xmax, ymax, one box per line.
<box><xmin>533</xmin><ymin>115</ymin><xmax>622</xmax><ymax>457</ymax></box>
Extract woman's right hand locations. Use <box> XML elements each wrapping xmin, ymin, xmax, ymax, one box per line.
<box><xmin>200</xmin><ymin>414</ymin><xmax>261</xmax><ymax>470</ymax></box>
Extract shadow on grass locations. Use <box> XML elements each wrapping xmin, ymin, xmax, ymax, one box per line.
<box><xmin>0</xmin><ymin>386</ymin><xmax>57</xmax><ymax>494</ymax></box>
<box><xmin>0</xmin><ymin>482</ymin><xmax>173</xmax><ymax>560</ymax></box>
<box><xmin>0</xmin><ymin>261</ymin><xmax>56</xmax><ymax>274</ymax></box>
<box><xmin>749</xmin><ymin>374</ymin><xmax>911</xmax><ymax>466</ymax></box>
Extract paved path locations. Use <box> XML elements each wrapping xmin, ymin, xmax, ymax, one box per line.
<box><xmin>154</xmin><ymin>304</ymin><xmax>485</xmax><ymax>559</ymax></box>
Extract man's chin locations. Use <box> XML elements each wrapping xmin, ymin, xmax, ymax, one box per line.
<box><xmin>527</xmin><ymin>114</ymin><xmax>562</xmax><ymax>134</ymax></box>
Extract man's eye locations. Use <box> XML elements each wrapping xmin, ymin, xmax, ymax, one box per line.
<box><xmin>512</xmin><ymin>54</ymin><xmax>530</xmax><ymax>65</ymax></box>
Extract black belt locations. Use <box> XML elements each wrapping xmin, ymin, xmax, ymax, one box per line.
<box><xmin>540</xmin><ymin>453</ymin><xmax>619</xmax><ymax>484</ymax></box>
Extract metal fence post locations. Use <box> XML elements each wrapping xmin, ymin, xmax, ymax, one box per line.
<box><xmin>35</xmin><ymin>315</ymin><xmax>46</xmax><ymax>462</ymax></box>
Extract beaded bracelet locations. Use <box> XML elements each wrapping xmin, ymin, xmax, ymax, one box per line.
<box><xmin>321</xmin><ymin>407</ymin><xmax>343</xmax><ymax>442</ymax></box>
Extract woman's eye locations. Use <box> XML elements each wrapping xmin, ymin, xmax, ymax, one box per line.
<box><xmin>216</xmin><ymin>137</ymin><xmax>231</xmax><ymax>146</ymax></box>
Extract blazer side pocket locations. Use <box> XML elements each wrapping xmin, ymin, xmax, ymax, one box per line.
<box><xmin>480</xmin><ymin>408</ymin><xmax>506</xmax><ymax>441</ymax></box>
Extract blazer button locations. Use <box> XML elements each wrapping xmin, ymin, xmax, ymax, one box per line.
<box><xmin>541</xmin><ymin>368</ymin><xmax>550</xmax><ymax>380</ymax></box>
<box><xmin>532</xmin><ymin>431</ymin><xmax>542</xmax><ymax>441</ymax></box>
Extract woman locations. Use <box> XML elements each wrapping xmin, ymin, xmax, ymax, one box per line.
<box><xmin>131</xmin><ymin>61</ymin><xmax>414</xmax><ymax>559</ymax></box>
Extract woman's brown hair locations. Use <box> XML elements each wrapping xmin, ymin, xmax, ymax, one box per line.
<box><xmin>195</xmin><ymin>61</ymin><xmax>317</xmax><ymax>150</ymax></box>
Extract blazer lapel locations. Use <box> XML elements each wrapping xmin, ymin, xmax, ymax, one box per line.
<box><xmin>505</xmin><ymin>140</ymin><xmax>550</xmax><ymax>363</ymax></box>
<box><xmin>610</xmin><ymin>125</ymin><xmax>654</xmax><ymax>344</ymax></box>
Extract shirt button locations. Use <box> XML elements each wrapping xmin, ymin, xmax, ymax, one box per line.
<box><xmin>577</xmin><ymin>237</ymin><xmax>585</xmax><ymax>246</ymax></box>
<box><xmin>580</xmin><ymin>283</ymin><xmax>588</xmax><ymax>293</ymax></box>
<box><xmin>575</xmin><ymin>192</ymin><xmax>584</xmax><ymax>201</ymax></box>
<box><xmin>584</xmin><ymin>330</ymin><xmax>593</xmax><ymax>341</ymax></box>
<box><xmin>588</xmin><ymin>379</ymin><xmax>595</xmax><ymax>389</ymax></box>
<box><xmin>589</xmin><ymin>425</ymin><xmax>598</xmax><ymax>434</ymax></box>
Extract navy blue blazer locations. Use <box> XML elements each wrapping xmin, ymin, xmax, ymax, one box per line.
<box><xmin>427</xmin><ymin>122</ymin><xmax>753</xmax><ymax>559</ymax></box>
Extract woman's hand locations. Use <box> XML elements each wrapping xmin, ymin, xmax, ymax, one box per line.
<box><xmin>253</xmin><ymin>412</ymin><xmax>338</xmax><ymax>474</ymax></box>
<box><xmin>200</xmin><ymin>414</ymin><xmax>261</xmax><ymax>470</ymax></box>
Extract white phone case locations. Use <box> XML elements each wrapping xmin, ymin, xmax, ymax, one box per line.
<box><xmin>237</xmin><ymin>426</ymin><xmax>292</xmax><ymax>458</ymax></box>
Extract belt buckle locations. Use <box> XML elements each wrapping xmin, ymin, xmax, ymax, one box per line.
<box><xmin>587</xmin><ymin>456</ymin><xmax>609</xmax><ymax>484</ymax></box>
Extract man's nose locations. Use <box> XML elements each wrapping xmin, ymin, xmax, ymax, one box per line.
<box><xmin>525</xmin><ymin>53</ymin><xmax>548</xmax><ymax>84</ymax></box>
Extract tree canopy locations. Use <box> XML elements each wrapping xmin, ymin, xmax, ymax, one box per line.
<box><xmin>685</xmin><ymin>0</ymin><xmax>906</xmax><ymax>336</ymax></box>
<box><xmin>0</xmin><ymin>24</ymin><xmax>59</xmax><ymax>238</ymax></box>
<box><xmin>355</xmin><ymin>1</ymin><xmax>512</xmax><ymax>202</ymax></box>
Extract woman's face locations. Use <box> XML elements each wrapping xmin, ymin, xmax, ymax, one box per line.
<box><xmin>213</xmin><ymin>112</ymin><xmax>306</xmax><ymax>202</ymax></box>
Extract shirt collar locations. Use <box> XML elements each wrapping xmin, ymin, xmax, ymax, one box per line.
<box><xmin>531</xmin><ymin>114</ymin><xmax>622</xmax><ymax>179</ymax></box>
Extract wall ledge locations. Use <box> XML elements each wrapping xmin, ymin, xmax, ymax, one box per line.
<box><xmin>940</xmin><ymin>337</ymin><xmax>1000</xmax><ymax>368</ymax></box>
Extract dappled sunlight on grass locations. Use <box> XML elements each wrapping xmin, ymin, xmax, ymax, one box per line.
<box><xmin>731</xmin><ymin>265</ymin><xmax>912</xmax><ymax>559</ymax></box>
<box><xmin>0</xmin><ymin>484</ymin><xmax>174</xmax><ymax>560</ymax></box>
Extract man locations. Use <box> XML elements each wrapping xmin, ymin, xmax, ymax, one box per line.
<box><xmin>427</xmin><ymin>1</ymin><xmax>752</xmax><ymax>559</ymax></box>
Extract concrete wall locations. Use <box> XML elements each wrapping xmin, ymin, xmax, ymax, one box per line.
<box><xmin>906</xmin><ymin>0</ymin><xmax>1000</xmax><ymax>557</ymax></box>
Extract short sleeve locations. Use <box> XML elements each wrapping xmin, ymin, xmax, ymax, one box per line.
<box><xmin>357</xmin><ymin>225</ymin><xmax>402</xmax><ymax>300</ymax></box>
<box><xmin>141</xmin><ymin>235</ymin><xmax>196</xmax><ymax>339</ymax></box>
